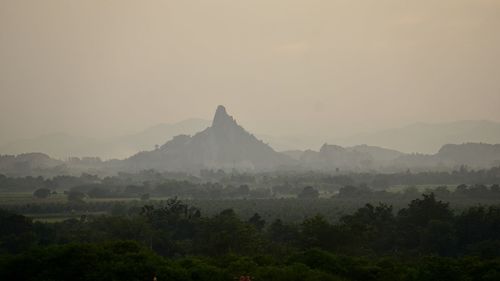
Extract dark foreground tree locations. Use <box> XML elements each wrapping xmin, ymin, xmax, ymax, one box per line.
<box><xmin>298</xmin><ymin>186</ymin><xmax>319</xmax><ymax>199</ymax></box>
<box><xmin>33</xmin><ymin>188</ymin><xmax>51</xmax><ymax>199</ymax></box>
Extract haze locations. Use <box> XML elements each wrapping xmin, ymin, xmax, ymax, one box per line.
<box><xmin>1</xmin><ymin>0</ymin><xmax>500</xmax><ymax>146</ymax></box>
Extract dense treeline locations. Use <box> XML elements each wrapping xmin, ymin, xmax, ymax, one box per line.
<box><xmin>2</xmin><ymin>241</ymin><xmax>500</xmax><ymax>281</ymax></box>
<box><xmin>1</xmin><ymin>194</ymin><xmax>500</xmax><ymax>280</ymax></box>
<box><xmin>2</xmin><ymin>185</ymin><xmax>500</xmax><ymax>224</ymax></box>
<box><xmin>1</xmin><ymin>165</ymin><xmax>500</xmax><ymax>196</ymax></box>
<box><xmin>2</xmin><ymin>183</ymin><xmax>500</xmax><ymax>225</ymax></box>
<box><xmin>336</xmin><ymin>183</ymin><xmax>500</xmax><ymax>201</ymax></box>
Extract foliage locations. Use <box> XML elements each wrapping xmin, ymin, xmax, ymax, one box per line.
<box><xmin>297</xmin><ymin>186</ymin><xmax>319</xmax><ymax>199</ymax></box>
<box><xmin>33</xmin><ymin>188</ymin><xmax>51</xmax><ymax>199</ymax></box>
<box><xmin>0</xmin><ymin>193</ymin><xmax>500</xmax><ymax>279</ymax></box>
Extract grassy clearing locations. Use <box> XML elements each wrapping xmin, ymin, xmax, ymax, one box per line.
<box><xmin>0</xmin><ymin>192</ymin><xmax>68</xmax><ymax>204</ymax></box>
<box><xmin>26</xmin><ymin>211</ymin><xmax>108</xmax><ymax>223</ymax></box>
<box><xmin>0</xmin><ymin>191</ymin><xmax>174</xmax><ymax>204</ymax></box>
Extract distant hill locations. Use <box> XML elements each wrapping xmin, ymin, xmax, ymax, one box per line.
<box><xmin>348</xmin><ymin>144</ymin><xmax>404</xmax><ymax>162</ymax></box>
<box><xmin>334</xmin><ymin>120</ymin><xmax>500</xmax><ymax>154</ymax></box>
<box><xmin>119</xmin><ymin>106</ymin><xmax>293</xmax><ymax>172</ymax></box>
<box><xmin>390</xmin><ymin>143</ymin><xmax>500</xmax><ymax>171</ymax></box>
<box><xmin>0</xmin><ymin>119</ymin><xmax>210</xmax><ymax>159</ymax></box>
<box><xmin>4</xmin><ymin>118</ymin><xmax>500</xmax><ymax>160</ymax></box>
<box><xmin>0</xmin><ymin>153</ymin><xmax>65</xmax><ymax>177</ymax></box>
<box><xmin>285</xmin><ymin>144</ymin><xmax>405</xmax><ymax>172</ymax></box>
<box><xmin>436</xmin><ymin>143</ymin><xmax>500</xmax><ymax>166</ymax></box>
<box><xmin>281</xmin><ymin>142</ymin><xmax>500</xmax><ymax>172</ymax></box>
<box><xmin>3</xmin><ymin>141</ymin><xmax>499</xmax><ymax>176</ymax></box>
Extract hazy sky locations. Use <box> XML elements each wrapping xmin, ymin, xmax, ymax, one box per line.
<box><xmin>1</xmin><ymin>0</ymin><xmax>500</xmax><ymax>144</ymax></box>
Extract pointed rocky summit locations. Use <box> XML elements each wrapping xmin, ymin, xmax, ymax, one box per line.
<box><xmin>213</xmin><ymin>105</ymin><xmax>229</xmax><ymax>124</ymax></box>
<box><xmin>212</xmin><ymin>105</ymin><xmax>238</xmax><ymax>131</ymax></box>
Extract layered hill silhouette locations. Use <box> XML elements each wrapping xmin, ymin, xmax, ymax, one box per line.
<box><xmin>334</xmin><ymin>120</ymin><xmax>500</xmax><ymax>154</ymax></box>
<box><xmin>119</xmin><ymin>106</ymin><xmax>293</xmax><ymax>172</ymax></box>
<box><xmin>112</xmin><ymin>107</ymin><xmax>500</xmax><ymax>173</ymax></box>
<box><xmin>286</xmin><ymin>143</ymin><xmax>500</xmax><ymax>172</ymax></box>
<box><xmin>4</xmin><ymin>113</ymin><xmax>500</xmax><ymax>159</ymax></box>
<box><xmin>0</xmin><ymin>119</ymin><xmax>210</xmax><ymax>159</ymax></box>
<box><xmin>288</xmin><ymin>144</ymin><xmax>404</xmax><ymax>172</ymax></box>
<box><xmin>1</xmin><ymin>106</ymin><xmax>500</xmax><ymax>176</ymax></box>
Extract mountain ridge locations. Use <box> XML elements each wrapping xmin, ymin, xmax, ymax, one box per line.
<box><xmin>2</xmin><ymin>107</ymin><xmax>500</xmax><ymax>175</ymax></box>
<box><xmin>3</xmin><ymin>118</ymin><xmax>500</xmax><ymax>158</ymax></box>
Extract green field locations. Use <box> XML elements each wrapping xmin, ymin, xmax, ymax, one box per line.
<box><xmin>26</xmin><ymin>212</ymin><xmax>108</xmax><ymax>222</ymax></box>
<box><xmin>0</xmin><ymin>192</ymin><xmax>68</xmax><ymax>204</ymax></box>
<box><xmin>0</xmin><ymin>185</ymin><xmax>457</xmax><ymax>204</ymax></box>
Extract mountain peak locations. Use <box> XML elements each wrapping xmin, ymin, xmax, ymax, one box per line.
<box><xmin>212</xmin><ymin>105</ymin><xmax>237</xmax><ymax>128</ymax></box>
<box><xmin>215</xmin><ymin>105</ymin><xmax>227</xmax><ymax>116</ymax></box>
<box><xmin>125</xmin><ymin>105</ymin><xmax>292</xmax><ymax>171</ymax></box>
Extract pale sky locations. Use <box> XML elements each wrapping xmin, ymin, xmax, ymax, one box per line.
<box><xmin>1</xmin><ymin>0</ymin><xmax>500</xmax><ymax>144</ymax></box>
